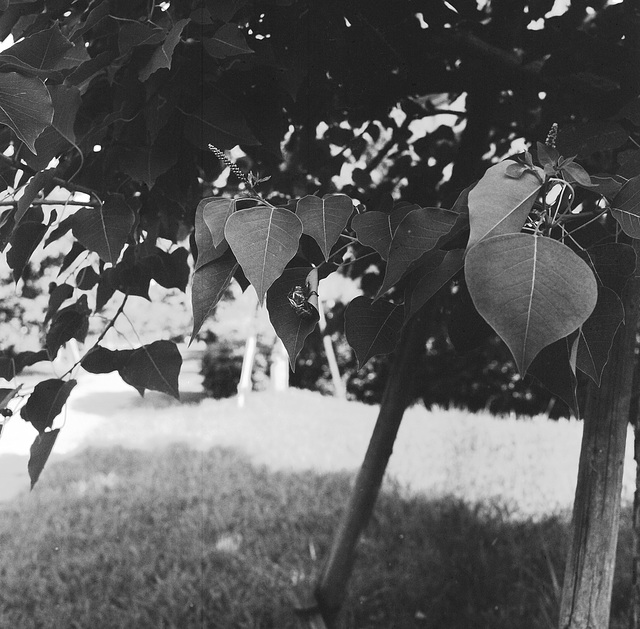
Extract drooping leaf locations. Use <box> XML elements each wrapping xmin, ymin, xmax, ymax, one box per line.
<box><xmin>139</xmin><ymin>19</ymin><xmax>190</xmax><ymax>82</ymax></box>
<box><xmin>577</xmin><ymin>287</ymin><xmax>624</xmax><ymax>385</ymax></box>
<box><xmin>71</xmin><ymin>196</ymin><xmax>135</xmax><ymax>264</ymax></box>
<box><xmin>20</xmin><ymin>378</ymin><xmax>77</xmax><ymax>433</ymax></box>
<box><xmin>351</xmin><ymin>211</ymin><xmax>392</xmax><ymax>259</ymax></box>
<box><xmin>405</xmin><ymin>249</ymin><xmax>464</xmax><ymax>322</ymax></box>
<box><xmin>82</xmin><ymin>346</ymin><xmax>134</xmax><ymax>374</ymax></box>
<box><xmin>589</xmin><ymin>175</ymin><xmax>623</xmax><ymax>199</ymax></box>
<box><xmin>15</xmin><ymin>169</ymin><xmax>56</xmax><ymax>223</ymax></box>
<box><xmin>376</xmin><ymin>207</ymin><xmax>458</xmax><ymax>298</ymax></box>
<box><xmin>119</xmin><ymin>145</ymin><xmax>178</xmax><ymax>188</ymax></box>
<box><xmin>182</xmin><ymin>94</ymin><xmax>259</xmax><ymax>150</ymax></box>
<box><xmin>345</xmin><ymin>296</ymin><xmax>404</xmax><ymax>367</ymax></box>
<box><xmin>466</xmin><ymin>160</ymin><xmax>543</xmax><ymax>251</ymax></box>
<box><xmin>147</xmin><ymin>248</ymin><xmax>190</xmax><ymax>292</ymax></box>
<box><xmin>296</xmin><ymin>194</ymin><xmax>353</xmax><ymax>260</ymax></box>
<box><xmin>7</xmin><ymin>219</ymin><xmax>47</xmax><ymax>281</ymax></box>
<box><xmin>266</xmin><ymin>267</ymin><xmax>319</xmax><ymax>368</ymax></box>
<box><xmin>194</xmin><ymin>201</ymin><xmax>229</xmax><ymax>271</ymax></box>
<box><xmin>0</xmin><ymin>72</ymin><xmax>53</xmax><ymax>153</ymax></box>
<box><xmin>191</xmin><ymin>253</ymin><xmax>238</xmax><ymax>341</ymax></box>
<box><xmin>200</xmin><ymin>198</ymin><xmax>235</xmax><ymax>248</ymax></box>
<box><xmin>225</xmin><ymin>205</ymin><xmax>302</xmax><ymax>303</ymax></box>
<box><xmin>611</xmin><ymin>175</ymin><xmax>640</xmax><ymax>238</ymax></box>
<box><xmin>204</xmin><ymin>23</ymin><xmax>254</xmax><ymax>58</ymax></box>
<box><xmin>465</xmin><ymin>233</ymin><xmax>598</xmax><ymax>374</ymax></box>
<box><xmin>580</xmin><ymin>242</ymin><xmax>636</xmax><ymax>297</ymax></box>
<box><xmin>118</xmin><ymin>340</ymin><xmax>182</xmax><ymax>400</ymax></box>
<box><xmin>45</xmin><ymin>297</ymin><xmax>90</xmax><ymax>359</ymax></box>
<box><xmin>0</xmin><ymin>350</ymin><xmax>48</xmax><ymax>380</ymax></box>
<box><xmin>28</xmin><ymin>429</ymin><xmax>60</xmax><ymax>489</ymax></box>
<box><xmin>45</xmin><ymin>283</ymin><xmax>74</xmax><ymax>322</ymax></box>
<box><xmin>528</xmin><ymin>336</ymin><xmax>579</xmax><ymax>415</ymax></box>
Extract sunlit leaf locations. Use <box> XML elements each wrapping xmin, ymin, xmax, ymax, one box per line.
<box><xmin>296</xmin><ymin>194</ymin><xmax>353</xmax><ymax>260</ymax></box>
<box><xmin>266</xmin><ymin>267</ymin><xmax>319</xmax><ymax>368</ymax></box>
<box><xmin>577</xmin><ymin>287</ymin><xmax>624</xmax><ymax>385</ymax></box>
<box><xmin>345</xmin><ymin>296</ymin><xmax>404</xmax><ymax>367</ymax></box>
<box><xmin>465</xmin><ymin>233</ymin><xmax>598</xmax><ymax>374</ymax></box>
<box><xmin>466</xmin><ymin>160</ymin><xmax>543</xmax><ymax>251</ymax></box>
<box><xmin>376</xmin><ymin>207</ymin><xmax>458</xmax><ymax>297</ymax></box>
<box><xmin>71</xmin><ymin>196</ymin><xmax>135</xmax><ymax>264</ymax></box>
<box><xmin>21</xmin><ymin>378</ymin><xmax>77</xmax><ymax>433</ymax></box>
<box><xmin>119</xmin><ymin>340</ymin><xmax>182</xmax><ymax>400</ymax></box>
<box><xmin>225</xmin><ymin>205</ymin><xmax>302</xmax><ymax>303</ymax></box>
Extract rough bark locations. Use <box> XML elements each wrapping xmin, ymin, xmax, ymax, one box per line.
<box><xmin>559</xmin><ymin>239</ymin><xmax>640</xmax><ymax>629</ymax></box>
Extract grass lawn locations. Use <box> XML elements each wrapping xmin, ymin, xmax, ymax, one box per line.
<box><xmin>0</xmin><ymin>385</ymin><xmax>636</xmax><ymax>628</ymax></box>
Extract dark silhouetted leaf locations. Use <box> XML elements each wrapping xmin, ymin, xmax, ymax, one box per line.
<box><xmin>296</xmin><ymin>194</ymin><xmax>353</xmax><ymax>260</ymax></box>
<box><xmin>611</xmin><ymin>175</ymin><xmax>640</xmax><ymax>237</ymax></box>
<box><xmin>76</xmin><ymin>266</ymin><xmax>100</xmax><ymax>290</ymax></box>
<box><xmin>376</xmin><ymin>207</ymin><xmax>458</xmax><ymax>297</ymax></box>
<box><xmin>119</xmin><ymin>340</ymin><xmax>182</xmax><ymax>399</ymax></box>
<box><xmin>577</xmin><ymin>287</ymin><xmax>624</xmax><ymax>385</ymax></box>
<box><xmin>466</xmin><ymin>160</ymin><xmax>542</xmax><ymax>251</ymax></box>
<box><xmin>28</xmin><ymin>429</ymin><xmax>60</xmax><ymax>489</ymax></box>
<box><xmin>266</xmin><ymin>267</ymin><xmax>319</xmax><ymax>368</ymax></box>
<box><xmin>557</xmin><ymin>121</ymin><xmax>628</xmax><ymax>158</ymax></box>
<box><xmin>21</xmin><ymin>378</ymin><xmax>77</xmax><ymax>433</ymax></box>
<box><xmin>225</xmin><ymin>205</ymin><xmax>302</xmax><ymax>302</ymax></box>
<box><xmin>119</xmin><ymin>145</ymin><xmax>178</xmax><ymax>188</ymax></box>
<box><xmin>45</xmin><ymin>283</ymin><xmax>74</xmax><ymax>322</ymax></box>
<box><xmin>351</xmin><ymin>211</ymin><xmax>392</xmax><ymax>259</ymax></box>
<box><xmin>139</xmin><ymin>19</ymin><xmax>189</xmax><ymax>82</ymax></box>
<box><xmin>406</xmin><ymin>249</ymin><xmax>464</xmax><ymax>321</ymax></box>
<box><xmin>7</xmin><ymin>220</ymin><xmax>47</xmax><ymax>281</ymax></box>
<box><xmin>191</xmin><ymin>253</ymin><xmax>238</xmax><ymax>341</ymax></box>
<box><xmin>15</xmin><ymin>169</ymin><xmax>55</xmax><ymax>223</ymax></box>
<box><xmin>466</xmin><ymin>234</ymin><xmax>598</xmax><ymax>374</ymax></box>
<box><xmin>580</xmin><ymin>242</ymin><xmax>636</xmax><ymax>297</ymax></box>
<box><xmin>72</xmin><ymin>196</ymin><xmax>135</xmax><ymax>264</ymax></box>
<box><xmin>82</xmin><ymin>346</ymin><xmax>134</xmax><ymax>374</ymax></box>
<box><xmin>46</xmin><ymin>297</ymin><xmax>90</xmax><ymax>359</ymax></box>
<box><xmin>204</xmin><ymin>23</ymin><xmax>254</xmax><ymax>58</ymax></box>
<box><xmin>345</xmin><ymin>296</ymin><xmax>403</xmax><ymax>367</ymax></box>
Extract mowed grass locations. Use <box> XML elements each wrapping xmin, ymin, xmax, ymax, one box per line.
<box><xmin>0</xmin><ymin>387</ymin><xmax>636</xmax><ymax>628</ymax></box>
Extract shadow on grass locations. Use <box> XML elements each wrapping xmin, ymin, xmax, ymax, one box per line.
<box><xmin>0</xmin><ymin>444</ymin><xmax>633</xmax><ymax>629</ymax></box>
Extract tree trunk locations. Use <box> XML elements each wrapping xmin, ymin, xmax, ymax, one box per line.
<box><xmin>559</xmin><ymin>240</ymin><xmax>640</xmax><ymax>629</ymax></box>
<box><xmin>313</xmin><ymin>310</ymin><xmax>428</xmax><ymax>627</ymax></box>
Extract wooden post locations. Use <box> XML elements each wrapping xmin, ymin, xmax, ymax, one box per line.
<box><xmin>317</xmin><ymin>295</ymin><xmax>346</xmax><ymax>399</ymax></box>
<box><xmin>559</xmin><ymin>240</ymin><xmax>640</xmax><ymax>629</ymax></box>
<box><xmin>314</xmin><ymin>310</ymin><xmax>427</xmax><ymax>627</ymax></box>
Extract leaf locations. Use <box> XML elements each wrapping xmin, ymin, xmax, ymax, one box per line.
<box><xmin>118</xmin><ymin>340</ymin><xmax>182</xmax><ymax>400</ymax></box>
<box><xmin>7</xmin><ymin>220</ymin><xmax>47</xmax><ymax>281</ymax></box>
<box><xmin>82</xmin><ymin>346</ymin><xmax>133</xmax><ymax>374</ymax></box>
<box><xmin>28</xmin><ymin>429</ymin><xmax>60</xmax><ymax>489</ymax></box>
<box><xmin>76</xmin><ymin>265</ymin><xmax>100</xmax><ymax>290</ymax></box>
<box><xmin>576</xmin><ymin>287</ymin><xmax>624</xmax><ymax>385</ymax></box>
<box><xmin>344</xmin><ymin>296</ymin><xmax>404</xmax><ymax>367</ymax></box>
<box><xmin>580</xmin><ymin>242</ymin><xmax>636</xmax><ymax>297</ymax></box>
<box><xmin>204</xmin><ymin>23</ymin><xmax>254</xmax><ymax>58</ymax></box>
<box><xmin>182</xmin><ymin>94</ymin><xmax>259</xmax><ymax>150</ymax></box>
<box><xmin>611</xmin><ymin>175</ymin><xmax>640</xmax><ymax>238</ymax></box>
<box><xmin>45</xmin><ymin>283</ymin><xmax>74</xmax><ymax>322</ymax></box>
<box><xmin>71</xmin><ymin>196</ymin><xmax>135</xmax><ymax>264</ymax></box>
<box><xmin>225</xmin><ymin>205</ymin><xmax>302</xmax><ymax>303</ymax></box>
<box><xmin>15</xmin><ymin>169</ymin><xmax>56</xmax><ymax>223</ymax></box>
<box><xmin>20</xmin><ymin>378</ymin><xmax>77</xmax><ymax>433</ymax></box>
<box><xmin>266</xmin><ymin>267</ymin><xmax>319</xmax><ymax>368</ymax></box>
<box><xmin>0</xmin><ymin>24</ymin><xmax>73</xmax><ymax>74</ymax></box>
<box><xmin>351</xmin><ymin>211</ymin><xmax>392</xmax><ymax>259</ymax></box>
<box><xmin>46</xmin><ymin>297</ymin><xmax>90</xmax><ymax>359</ymax></box>
<box><xmin>0</xmin><ymin>72</ymin><xmax>53</xmax><ymax>153</ymax></box>
<box><xmin>536</xmin><ymin>142</ymin><xmax>559</xmax><ymax>169</ymax></box>
<box><xmin>139</xmin><ymin>19</ymin><xmax>190</xmax><ymax>82</ymax></box>
<box><xmin>466</xmin><ymin>160</ymin><xmax>543</xmax><ymax>251</ymax></box>
<box><xmin>505</xmin><ymin>163</ymin><xmax>528</xmax><ymax>179</ymax></box>
<box><xmin>405</xmin><ymin>249</ymin><xmax>464</xmax><ymax>322</ymax></box>
<box><xmin>561</xmin><ymin>161</ymin><xmax>594</xmax><ymax>187</ymax></box>
<box><xmin>465</xmin><ymin>233</ymin><xmax>598</xmax><ymax>374</ymax></box>
<box><xmin>118</xmin><ymin>21</ymin><xmax>165</xmax><ymax>55</ymax></box>
<box><xmin>296</xmin><ymin>194</ymin><xmax>353</xmax><ymax>260</ymax></box>
<box><xmin>376</xmin><ymin>207</ymin><xmax>458</xmax><ymax>298</ymax></box>
<box><xmin>194</xmin><ymin>201</ymin><xmax>230</xmax><ymax>271</ymax></box>
<box><xmin>190</xmin><ymin>253</ymin><xmax>238</xmax><ymax>341</ymax></box>
<box><xmin>200</xmin><ymin>197</ymin><xmax>235</xmax><ymax>248</ymax></box>
<box><xmin>528</xmin><ymin>336</ymin><xmax>579</xmax><ymax>415</ymax></box>
<box><xmin>557</xmin><ymin>121</ymin><xmax>628</xmax><ymax>159</ymax></box>
<box><xmin>119</xmin><ymin>145</ymin><xmax>178</xmax><ymax>188</ymax></box>
<box><xmin>589</xmin><ymin>176</ymin><xmax>623</xmax><ymax>199</ymax></box>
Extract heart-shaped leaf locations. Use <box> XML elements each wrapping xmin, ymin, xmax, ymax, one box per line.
<box><xmin>139</xmin><ymin>19</ymin><xmax>189</xmax><ymax>82</ymax></box>
<box><xmin>21</xmin><ymin>378</ymin><xmax>77</xmax><ymax>433</ymax></box>
<box><xmin>204</xmin><ymin>23</ymin><xmax>254</xmax><ymax>58</ymax></box>
<box><xmin>296</xmin><ymin>194</ymin><xmax>353</xmax><ymax>260</ymax></box>
<box><xmin>465</xmin><ymin>233</ymin><xmax>598</xmax><ymax>374</ymax></box>
<box><xmin>351</xmin><ymin>211</ymin><xmax>393</xmax><ymax>259</ymax></box>
<box><xmin>376</xmin><ymin>207</ymin><xmax>458</xmax><ymax>297</ymax></box>
<box><xmin>405</xmin><ymin>249</ymin><xmax>464</xmax><ymax>322</ymax></box>
<box><xmin>266</xmin><ymin>267</ymin><xmax>319</xmax><ymax>368</ymax></box>
<box><xmin>190</xmin><ymin>253</ymin><xmax>238</xmax><ymax>341</ymax></box>
<box><xmin>194</xmin><ymin>199</ymin><xmax>230</xmax><ymax>270</ymax></box>
<box><xmin>0</xmin><ymin>24</ymin><xmax>74</xmax><ymax>74</ymax></box>
<box><xmin>0</xmin><ymin>72</ymin><xmax>53</xmax><ymax>153</ymax></box>
<box><xmin>576</xmin><ymin>286</ymin><xmax>624</xmax><ymax>385</ymax></box>
<box><xmin>225</xmin><ymin>205</ymin><xmax>302</xmax><ymax>303</ymax></box>
<box><xmin>466</xmin><ymin>160</ymin><xmax>543</xmax><ymax>251</ymax></box>
<box><xmin>200</xmin><ymin>198</ymin><xmax>235</xmax><ymax>248</ymax></box>
<box><xmin>82</xmin><ymin>346</ymin><xmax>134</xmax><ymax>374</ymax></box>
<box><xmin>611</xmin><ymin>175</ymin><xmax>640</xmax><ymax>237</ymax></box>
<box><xmin>118</xmin><ymin>340</ymin><xmax>182</xmax><ymax>400</ymax></box>
<box><xmin>345</xmin><ymin>296</ymin><xmax>404</xmax><ymax>367</ymax></box>
<box><xmin>72</xmin><ymin>196</ymin><xmax>135</xmax><ymax>264</ymax></box>
<box><xmin>28</xmin><ymin>429</ymin><xmax>60</xmax><ymax>489</ymax></box>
